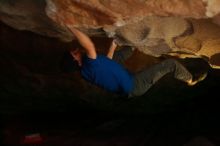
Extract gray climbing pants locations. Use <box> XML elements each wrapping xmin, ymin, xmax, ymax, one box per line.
<box><xmin>113</xmin><ymin>47</ymin><xmax>193</xmax><ymax>97</ymax></box>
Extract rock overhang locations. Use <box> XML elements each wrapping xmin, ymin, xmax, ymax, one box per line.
<box><xmin>0</xmin><ymin>0</ymin><xmax>220</xmax><ymax>68</ymax></box>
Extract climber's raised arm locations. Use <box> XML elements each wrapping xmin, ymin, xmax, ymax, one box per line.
<box><xmin>68</xmin><ymin>27</ymin><xmax>97</xmax><ymax>59</ymax></box>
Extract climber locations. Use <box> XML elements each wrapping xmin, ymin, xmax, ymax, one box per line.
<box><xmin>65</xmin><ymin>27</ymin><xmax>207</xmax><ymax>98</ymax></box>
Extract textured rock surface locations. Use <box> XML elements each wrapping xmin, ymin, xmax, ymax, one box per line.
<box><xmin>45</xmin><ymin>0</ymin><xmax>208</xmax><ymax>27</ymax></box>
<box><xmin>1</xmin><ymin>0</ymin><xmax>220</xmax><ymax>68</ymax></box>
<box><xmin>0</xmin><ymin>0</ymin><xmax>73</xmax><ymax>41</ymax></box>
<box><xmin>174</xmin><ymin>19</ymin><xmax>220</xmax><ymax>68</ymax></box>
<box><xmin>107</xmin><ymin>16</ymin><xmax>191</xmax><ymax>57</ymax></box>
<box><xmin>106</xmin><ymin>17</ymin><xmax>220</xmax><ymax>68</ymax></box>
<box><xmin>45</xmin><ymin>0</ymin><xmax>220</xmax><ymax>27</ymax></box>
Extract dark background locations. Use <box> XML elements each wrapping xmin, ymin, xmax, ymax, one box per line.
<box><xmin>0</xmin><ymin>22</ymin><xmax>220</xmax><ymax>146</ymax></box>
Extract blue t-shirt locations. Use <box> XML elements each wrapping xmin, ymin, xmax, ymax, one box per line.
<box><xmin>81</xmin><ymin>55</ymin><xmax>134</xmax><ymax>95</ymax></box>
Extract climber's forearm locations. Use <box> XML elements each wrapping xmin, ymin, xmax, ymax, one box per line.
<box><xmin>107</xmin><ymin>49</ymin><xmax>115</xmax><ymax>59</ymax></box>
<box><xmin>107</xmin><ymin>40</ymin><xmax>117</xmax><ymax>59</ymax></box>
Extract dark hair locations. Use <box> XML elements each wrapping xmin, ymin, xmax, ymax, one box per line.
<box><xmin>60</xmin><ymin>51</ymin><xmax>80</xmax><ymax>73</ymax></box>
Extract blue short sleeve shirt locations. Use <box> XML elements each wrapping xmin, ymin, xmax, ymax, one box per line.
<box><xmin>81</xmin><ymin>55</ymin><xmax>134</xmax><ymax>95</ymax></box>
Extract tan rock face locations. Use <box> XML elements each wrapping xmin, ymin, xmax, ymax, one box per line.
<box><xmin>107</xmin><ymin>17</ymin><xmax>220</xmax><ymax>68</ymax></box>
<box><xmin>108</xmin><ymin>16</ymin><xmax>191</xmax><ymax>57</ymax></box>
<box><xmin>175</xmin><ymin>19</ymin><xmax>220</xmax><ymax>68</ymax></box>
<box><xmin>44</xmin><ymin>0</ymin><xmax>220</xmax><ymax>68</ymax></box>
<box><xmin>45</xmin><ymin>0</ymin><xmax>208</xmax><ymax>27</ymax></box>
<box><xmin>145</xmin><ymin>0</ymin><xmax>206</xmax><ymax>18</ymax></box>
<box><xmin>204</xmin><ymin>0</ymin><xmax>220</xmax><ymax>17</ymax></box>
<box><xmin>1</xmin><ymin>0</ymin><xmax>220</xmax><ymax>67</ymax></box>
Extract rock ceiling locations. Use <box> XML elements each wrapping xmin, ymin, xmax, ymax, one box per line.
<box><xmin>0</xmin><ymin>0</ymin><xmax>220</xmax><ymax>68</ymax></box>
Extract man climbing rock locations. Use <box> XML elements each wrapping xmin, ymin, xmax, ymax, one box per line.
<box><xmin>65</xmin><ymin>27</ymin><xmax>207</xmax><ymax>98</ymax></box>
